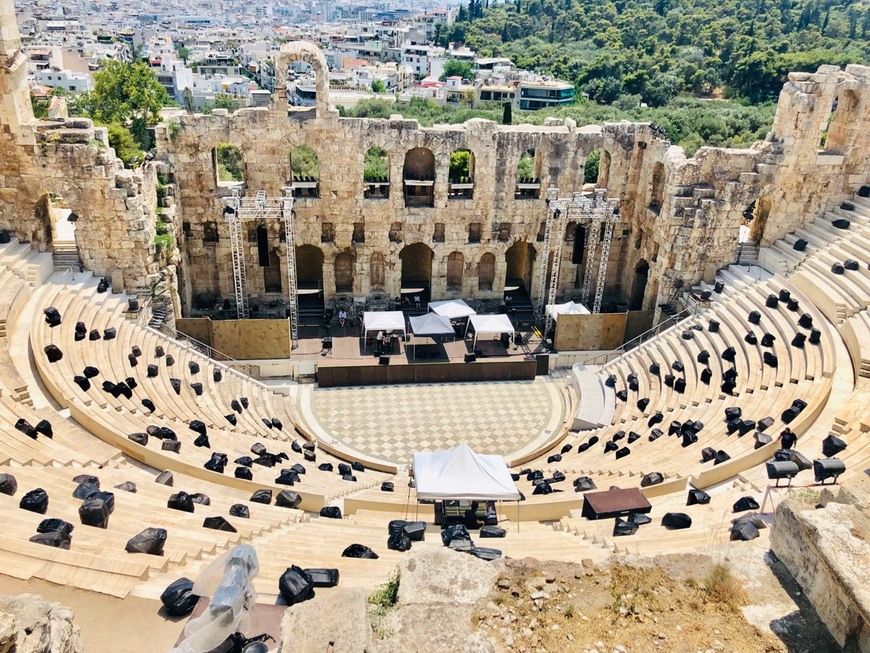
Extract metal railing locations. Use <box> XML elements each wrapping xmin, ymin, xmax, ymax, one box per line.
<box><xmin>585</xmin><ymin>305</ymin><xmax>696</xmax><ymax>367</ymax></box>
<box><xmin>153</xmin><ymin>323</ymin><xmax>256</xmax><ymax>378</ymax></box>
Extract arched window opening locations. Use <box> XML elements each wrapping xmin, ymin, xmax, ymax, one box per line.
<box><xmin>629</xmin><ymin>260</ymin><xmax>650</xmax><ymax>311</ymax></box>
<box><xmin>584</xmin><ymin>149</ymin><xmax>611</xmax><ymax>188</ymax></box>
<box><xmin>478</xmin><ymin>253</ymin><xmax>496</xmax><ymax>291</ymax></box>
<box><xmin>335</xmin><ymin>252</ymin><xmax>354</xmax><ymax>293</ymax></box>
<box><xmin>364</xmin><ymin>146</ymin><xmax>390</xmax><ymax>199</ymax></box>
<box><xmin>370</xmin><ymin>252</ymin><xmax>385</xmax><ymax>290</ymax></box>
<box><xmin>446</xmin><ymin>252</ymin><xmax>464</xmax><ymax>291</ymax></box>
<box><xmin>649</xmin><ymin>162</ymin><xmax>665</xmax><ymax>212</ymax></box>
<box><xmin>448</xmin><ymin>148</ymin><xmax>474</xmax><ymax>200</ymax></box>
<box><xmin>403</xmin><ymin>148</ymin><xmax>435</xmax><ymax>207</ymax></box>
<box><xmin>290</xmin><ymin>145</ymin><xmax>320</xmax><ymax>198</ymax></box>
<box><xmin>214</xmin><ymin>143</ymin><xmax>243</xmax><ymax>186</ymax></box>
<box><xmin>515</xmin><ymin>148</ymin><xmax>541</xmax><ymax>199</ymax></box>
<box><xmin>821</xmin><ymin>91</ymin><xmax>858</xmax><ymax>154</ymax></box>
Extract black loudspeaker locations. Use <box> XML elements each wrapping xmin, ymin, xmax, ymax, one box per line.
<box><xmin>256</xmin><ymin>224</ymin><xmax>269</xmax><ymax>267</ymax></box>
<box><xmin>127</xmin><ymin>298</ymin><xmax>139</xmax><ymax>312</ymax></box>
<box><xmin>464</xmin><ymin>353</ymin><xmax>477</xmax><ymax>363</ymax></box>
<box><xmin>379</xmin><ymin>356</ymin><xmax>389</xmax><ymax>366</ymax></box>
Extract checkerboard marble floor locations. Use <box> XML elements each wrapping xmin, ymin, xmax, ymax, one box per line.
<box><xmin>306</xmin><ymin>379</ymin><xmax>563</xmax><ymax>464</ymax></box>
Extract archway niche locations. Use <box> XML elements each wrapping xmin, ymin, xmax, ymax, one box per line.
<box><xmin>478</xmin><ymin>252</ymin><xmax>495</xmax><ymax>291</ymax></box>
<box><xmin>400</xmin><ymin>242</ymin><xmax>433</xmax><ymax>285</ymax></box>
<box><xmin>446</xmin><ymin>251</ymin><xmax>464</xmax><ymax>291</ymax></box>
<box><xmin>214</xmin><ymin>143</ymin><xmax>244</xmax><ymax>186</ymax></box>
<box><xmin>370</xmin><ymin>252</ymin><xmax>386</xmax><ymax>290</ymax></box>
<box><xmin>504</xmin><ymin>241</ymin><xmax>536</xmax><ymax>291</ymax></box>
<box><xmin>821</xmin><ymin>90</ymin><xmax>859</xmax><ymax>153</ymax></box>
<box><xmin>649</xmin><ymin>162</ymin><xmax>665</xmax><ymax>212</ymax></box>
<box><xmin>334</xmin><ymin>251</ymin><xmax>354</xmax><ymax>293</ymax></box>
<box><xmin>515</xmin><ymin>148</ymin><xmax>541</xmax><ymax>199</ymax></box>
<box><xmin>448</xmin><ymin>148</ymin><xmax>474</xmax><ymax>200</ymax></box>
<box><xmin>584</xmin><ymin>150</ymin><xmax>611</xmax><ymax>188</ymax></box>
<box><xmin>745</xmin><ymin>196</ymin><xmax>771</xmax><ymax>244</ymax></box>
<box><xmin>263</xmin><ymin>250</ymin><xmax>282</xmax><ymax>293</ymax></box>
<box><xmin>629</xmin><ymin>259</ymin><xmax>650</xmax><ymax>311</ymax></box>
<box><xmin>403</xmin><ymin>148</ymin><xmax>435</xmax><ymax>207</ymax></box>
<box><xmin>364</xmin><ymin>146</ymin><xmax>390</xmax><ymax>199</ymax></box>
<box><xmin>290</xmin><ymin>145</ymin><xmax>320</xmax><ymax>198</ymax></box>
<box><xmin>295</xmin><ymin>245</ymin><xmax>324</xmax><ymax>287</ymax></box>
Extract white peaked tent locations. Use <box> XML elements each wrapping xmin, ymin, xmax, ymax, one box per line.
<box><xmin>546</xmin><ymin>300</ymin><xmax>590</xmax><ymax>321</ymax></box>
<box><xmin>408</xmin><ymin>312</ymin><xmax>455</xmax><ymax>360</ymax></box>
<box><xmin>428</xmin><ymin>298</ymin><xmax>477</xmax><ymax>319</ymax></box>
<box><xmin>464</xmin><ymin>313</ymin><xmax>514</xmax><ymax>349</ymax></box>
<box><xmin>412</xmin><ymin>443</ymin><xmax>521</xmax><ymax>501</ymax></box>
<box><xmin>361</xmin><ymin>311</ymin><xmax>406</xmax><ymax>341</ymax></box>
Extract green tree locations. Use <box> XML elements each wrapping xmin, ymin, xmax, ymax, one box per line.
<box><xmin>583</xmin><ymin>150</ymin><xmax>600</xmax><ymax>184</ymax></box>
<box><xmin>182</xmin><ymin>87</ymin><xmax>193</xmax><ymax>113</ymax></box>
<box><xmin>107</xmin><ymin>123</ymin><xmax>144</xmax><ymax>168</ymax></box>
<box><xmin>364</xmin><ymin>146</ymin><xmax>389</xmax><ymax>181</ymax></box>
<box><xmin>439</xmin><ymin>59</ymin><xmax>474</xmax><ymax>81</ymax></box>
<box><xmin>215</xmin><ymin>143</ymin><xmax>243</xmax><ymax>182</ymax></box>
<box><xmin>30</xmin><ymin>93</ymin><xmax>49</xmax><ymax>119</ymax></box>
<box><xmin>371</xmin><ymin>79</ymin><xmax>386</xmax><ymax>93</ymax></box>
<box><xmin>84</xmin><ymin>59</ymin><xmax>169</xmax><ymax>148</ymax></box>
<box><xmin>214</xmin><ymin>93</ymin><xmax>242</xmax><ymax>112</ymax></box>
<box><xmin>291</xmin><ymin>145</ymin><xmax>320</xmax><ymax>180</ymax></box>
<box><xmin>449</xmin><ymin>149</ymin><xmax>472</xmax><ymax>182</ymax></box>
<box><xmin>175</xmin><ymin>44</ymin><xmax>190</xmax><ymax>63</ymax></box>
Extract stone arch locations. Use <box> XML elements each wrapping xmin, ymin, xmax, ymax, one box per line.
<box><xmin>821</xmin><ymin>90</ymin><xmax>859</xmax><ymax>153</ymax></box>
<box><xmin>629</xmin><ymin>259</ymin><xmax>649</xmax><ymax>311</ymax></box>
<box><xmin>478</xmin><ymin>252</ymin><xmax>496</xmax><ymax>291</ymax></box>
<box><xmin>649</xmin><ymin>162</ymin><xmax>665</xmax><ymax>212</ymax></box>
<box><xmin>334</xmin><ymin>251</ymin><xmax>354</xmax><ymax>293</ymax></box>
<box><xmin>400</xmin><ymin>242</ymin><xmax>433</xmax><ymax>285</ymax></box>
<box><xmin>296</xmin><ymin>244</ymin><xmax>324</xmax><ymax>287</ymax></box>
<box><xmin>446</xmin><ymin>251</ymin><xmax>464</xmax><ymax>291</ymax></box>
<box><xmin>505</xmin><ymin>241</ymin><xmax>536</xmax><ymax>291</ymax></box>
<box><xmin>403</xmin><ymin>147</ymin><xmax>435</xmax><ymax>207</ymax></box>
<box><xmin>369</xmin><ymin>252</ymin><xmax>385</xmax><ymax>290</ymax></box>
<box><xmin>274</xmin><ymin>41</ymin><xmax>331</xmax><ymax>117</ymax></box>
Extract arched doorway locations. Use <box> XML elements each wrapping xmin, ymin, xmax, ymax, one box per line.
<box><xmin>504</xmin><ymin>241</ymin><xmax>535</xmax><ymax>292</ymax></box>
<box><xmin>629</xmin><ymin>259</ymin><xmax>649</xmax><ymax>310</ymax></box>
<box><xmin>821</xmin><ymin>91</ymin><xmax>859</xmax><ymax>153</ymax></box>
<box><xmin>478</xmin><ymin>253</ymin><xmax>495</xmax><ymax>291</ymax></box>
<box><xmin>745</xmin><ymin>197</ymin><xmax>771</xmax><ymax>244</ymax></box>
<box><xmin>296</xmin><ymin>245</ymin><xmax>324</xmax><ymax>287</ymax></box>
<box><xmin>446</xmin><ymin>251</ymin><xmax>464</xmax><ymax>291</ymax></box>
<box><xmin>334</xmin><ymin>251</ymin><xmax>354</xmax><ymax>293</ymax></box>
<box><xmin>649</xmin><ymin>162</ymin><xmax>665</xmax><ymax>212</ymax></box>
<box><xmin>400</xmin><ymin>243</ymin><xmax>433</xmax><ymax>306</ymax></box>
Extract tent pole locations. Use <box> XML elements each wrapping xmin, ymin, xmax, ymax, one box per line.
<box><xmin>517</xmin><ymin>500</ymin><xmax>520</xmax><ymax>533</ymax></box>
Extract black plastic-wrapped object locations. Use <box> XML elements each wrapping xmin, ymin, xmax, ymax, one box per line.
<box><xmin>190</xmin><ymin>382</ymin><xmax>203</xmax><ymax>396</ymax></box>
<box><xmin>798</xmin><ymin>313</ymin><xmax>813</xmax><ymax>329</ymax></box>
<box><xmin>761</xmin><ymin>333</ymin><xmax>776</xmax><ymax>347</ymax></box>
<box><xmin>648</xmin><ymin>428</ymin><xmax>663</xmax><ymax>442</ymax></box>
<box><xmin>573</xmin><ymin>476</ymin><xmax>597</xmax><ymax>491</ymax></box>
<box><xmin>615</xmin><ymin>389</ymin><xmax>628</xmax><ymax>401</ymax></box>
<box><xmin>160</xmin><ymin>578</ymin><xmax>199</xmax><ymax>616</ymax></box>
<box><xmin>165</xmin><ymin>354</ymin><xmax>175</xmax><ymax>367</ymax></box>
<box><xmin>203</xmin><ymin>516</ymin><xmax>237</xmax><ymax>532</ymax></box>
<box><xmin>471</xmin><ymin>547</ymin><xmax>502</xmax><ymax>561</ymax></box>
<box><xmin>189</xmin><ymin>420</ymin><xmax>207</xmax><ymax>437</ymax></box>
<box><xmin>275</xmin><ymin>490</ymin><xmax>301</xmax><ymax>508</ymax></box>
<box><xmin>125</xmin><ymin>528</ymin><xmax>167</xmax><ymax>555</ymax></box>
<box><xmin>380</xmin><ymin>481</ymin><xmax>394</xmax><ymax>492</ymax></box>
<box><xmin>128</xmin><ymin>432</ymin><xmax>148</xmax><ymax>446</ymax></box>
<box><xmin>320</xmin><ymin>506</ymin><xmax>342</xmax><ymax>519</ymax></box>
<box><xmin>661</xmin><ymin>512</ymin><xmax>692</xmax><ymax>530</ymax></box>
<box><xmin>748</xmin><ymin>310</ymin><xmax>761</xmax><ymax>325</ymax></box>
<box><xmin>613</xmin><ymin>518</ymin><xmax>638</xmax><ymax>537</ymax></box>
<box><xmin>79</xmin><ymin>498</ymin><xmax>110</xmax><ymax>528</ymax></box>
<box><xmin>194</xmin><ymin>434</ymin><xmax>211</xmax><ymax>449</ymax></box>
<box><xmin>341</xmin><ymin>544</ymin><xmax>379</xmax><ymax>559</ymax></box>
<box><xmin>640</xmin><ymin>472</ymin><xmax>664</xmax><ymax>487</ymax></box>
<box><xmin>822</xmin><ymin>434</ymin><xmax>848</xmax><ymax>457</ymax></box>
<box><xmin>213</xmin><ymin>368</ymin><xmax>222</xmax><ymax>383</ymax></box>
<box><xmin>73</xmin><ymin>375</ymin><xmax>90</xmax><ymax>391</ymax></box>
<box><xmin>234</xmin><ymin>465</ymin><xmax>253</xmax><ymax>481</ymax></box>
<box><xmin>708</xmin><ymin>319</ymin><xmax>720</xmax><ymax>333</ymax></box>
<box><xmin>20</xmin><ymin>488</ymin><xmax>49</xmax><ymax>514</ymax></box>
<box><xmin>225</xmin><ymin>414</ymin><xmax>237</xmax><ymax>426</ymax></box>
<box><xmin>72</xmin><ymin>482</ymin><xmax>99</xmax><ymax>500</ymax></box>
<box><xmin>722</xmin><ymin>346</ymin><xmax>736</xmax><ymax>362</ymax></box>
<box><xmin>733</xmin><ymin>496</ymin><xmax>760</xmax><ymax>512</ymax></box>
<box><xmin>103</xmin><ymin>327</ymin><xmax>116</xmax><ymax>340</ymax></box>
<box><xmin>125</xmin><ymin>376</ymin><xmax>138</xmax><ymax>390</ymax></box>
<box><xmin>387</xmin><ymin>530</ymin><xmax>412</xmax><ymax>551</ymax></box>
<box><xmin>303</xmin><ymin>568</ymin><xmax>339</xmax><ymax>588</ymax></box>
<box><xmin>37</xmin><ymin>518</ymin><xmax>74</xmax><ymax>537</ymax></box>
<box><xmin>793</xmin><ymin>238</ymin><xmax>807</xmax><ymax>251</ymax></box>
<box><xmin>0</xmin><ymin>473</ymin><xmax>18</xmax><ymax>496</ymax></box>
<box><xmin>229</xmin><ymin>504</ymin><xmax>250</xmax><ymax>519</ymax></box>
<box><xmin>231</xmin><ymin>399</ymin><xmax>243</xmax><ymax>414</ymax></box>
<box><xmin>141</xmin><ymin>398</ymin><xmax>156</xmax><ymax>413</ymax></box>
<box><xmin>167</xmin><ymin>491</ymin><xmax>195</xmax><ymax>513</ymax></box>
<box><xmin>75</xmin><ymin>322</ymin><xmax>87</xmax><ymax>339</ymax></box>
<box><xmin>649</xmin><ymin>362</ymin><xmax>660</xmax><ymax>375</ymax></box>
<box><xmin>480</xmin><ymin>525</ymin><xmax>506</xmax><ymax>538</ymax></box>
<box><xmin>809</xmin><ymin>328</ymin><xmax>822</xmax><ymax>345</ymax></box>
<box><xmin>147</xmin><ymin>364</ymin><xmax>159</xmax><ymax>378</ymax></box>
<box><xmin>29</xmin><ymin>531</ymin><xmax>71</xmax><ymax>549</ymax></box>
<box><xmin>615</xmin><ymin>446</ymin><xmax>631</xmax><ymax>459</ymax></box>
<box><xmin>15</xmin><ymin>418</ymin><xmax>37</xmax><ymax>439</ymax></box>
<box><xmin>204</xmin><ymin>453</ymin><xmax>227</xmax><ymax>474</ymax></box>
<box><xmin>43</xmin><ymin>306</ymin><xmax>62</xmax><ymax>327</ymax></box>
<box><xmin>88</xmin><ymin>329</ymin><xmax>101</xmax><ymax>341</ymax></box>
<box><xmin>188</xmin><ymin>361</ymin><xmax>200</xmax><ymax>375</ymax></box>
<box><xmin>745</xmin><ymin>331</ymin><xmax>758</xmax><ymax>345</ymax></box>
<box><xmin>162</xmin><ymin>440</ymin><xmax>181</xmax><ymax>453</ymax></box>
<box><xmin>765</xmin><ymin>294</ymin><xmax>779</xmax><ymax>309</ymax></box>
<box><xmin>700</xmin><ymin>367</ymin><xmax>712</xmax><ymax>384</ymax></box>
<box><xmin>275</xmin><ymin>470</ymin><xmax>299</xmax><ymax>486</ymax></box>
<box><xmin>441</xmin><ymin>524</ymin><xmax>471</xmax><ymax>547</ymax></box>
<box><xmin>730</xmin><ymin>520</ymin><xmax>760</xmax><ymax>542</ymax></box>
<box><xmin>278</xmin><ymin>566</ymin><xmax>314</xmax><ymax>605</ymax></box>
<box><xmin>44</xmin><ymin>344</ymin><xmax>63</xmax><ymax>363</ymax></box>
<box><xmin>169</xmin><ymin>378</ymin><xmax>181</xmax><ymax>395</ymax></box>
<box><xmin>687</xmin><ymin>489</ymin><xmax>710</xmax><ymax>505</ymax></box>
<box><xmin>155</xmin><ymin>470</ymin><xmax>174</xmax><ymax>486</ymax></box>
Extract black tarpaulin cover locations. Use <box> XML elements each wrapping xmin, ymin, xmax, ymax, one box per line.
<box><xmin>160</xmin><ymin>577</ymin><xmax>199</xmax><ymax>616</ymax></box>
<box><xmin>125</xmin><ymin>527</ymin><xmax>167</xmax><ymax>555</ymax></box>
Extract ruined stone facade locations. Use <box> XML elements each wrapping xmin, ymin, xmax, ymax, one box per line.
<box><xmin>1</xmin><ymin>9</ymin><xmax>868</xmax><ymax>318</ymax></box>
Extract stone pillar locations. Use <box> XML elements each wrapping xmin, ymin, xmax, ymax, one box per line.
<box><xmin>0</xmin><ymin>0</ymin><xmax>21</xmax><ymax>54</ymax></box>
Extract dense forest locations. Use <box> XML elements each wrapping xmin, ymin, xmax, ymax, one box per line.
<box><xmin>435</xmin><ymin>0</ymin><xmax>869</xmax><ymax>104</ymax></box>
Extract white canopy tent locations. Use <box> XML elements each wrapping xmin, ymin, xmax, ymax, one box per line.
<box><xmin>546</xmin><ymin>300</ymin><xmax>590</xmax><ymax>321</ymax></box>
<box><xmin>464</xmin><ymin>313</ymin><xmax>515</xmax><ymax>350</ymax></box>
<box><xmin>412</xmin><ymin>443</ymin><xmax>521</xmax><ymax>501</ymax></box>
<box><xmin>408</xmin><ymin>313</ymin><xmax>455</xmax><ymax>360</ymax></box>
<box><xmin>361</xmin><ymin>311</ymin><xmax>406</xmax><ymax>341</ymax></box>
<box><xmin>428</xmin><ymin>299</ymin><xmax>477</xmax><ymax>319</ymax></box>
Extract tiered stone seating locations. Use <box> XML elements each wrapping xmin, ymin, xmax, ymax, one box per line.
<box><xmin>0</xmin><ymin>460</ymin><xmax>304</xmax><ymax>597</ymax></box>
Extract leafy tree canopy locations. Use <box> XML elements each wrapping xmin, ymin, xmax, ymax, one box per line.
<box><xmin>440</xmin><ymin>59</ymin><xmax>474</xmax><ymax>81</ymax></box>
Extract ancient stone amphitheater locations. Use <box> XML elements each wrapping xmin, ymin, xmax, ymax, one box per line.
<box><xmin>0</xmin><ymin>4</ymin><xmax>868</xmax><ymax>652</ymax></box>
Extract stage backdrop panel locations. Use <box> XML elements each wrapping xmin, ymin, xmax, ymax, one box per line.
<box><xmin>177</xmin><ymin>318</ymin><xmax>292</xmax><ymax>359</ymax></box>
<box><xmin>554</xmin><ymin>312</ymin><xmax>627</xmax><ymax>351</ymax></box>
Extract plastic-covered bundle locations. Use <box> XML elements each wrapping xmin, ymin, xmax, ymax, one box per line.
<box><xmin>171</xmin><ymin>544</ymin><xmax>260</xmax><ymax>653</ymax></box>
